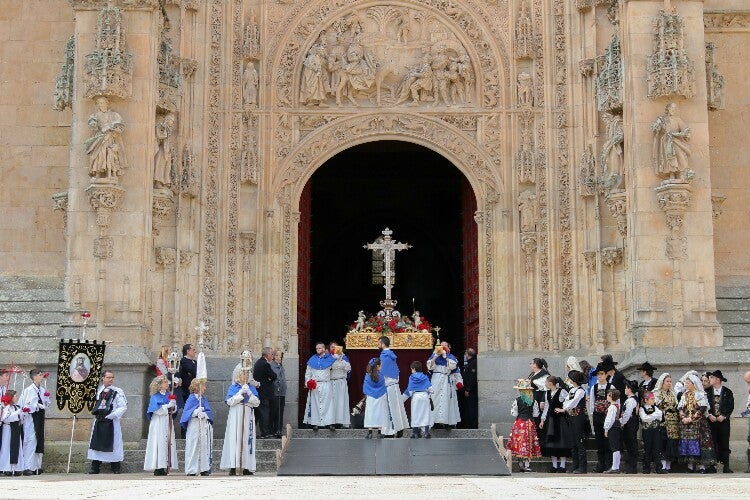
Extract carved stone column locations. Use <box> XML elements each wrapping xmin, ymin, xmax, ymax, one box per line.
<box><xmin>620</xmin><ymin>0</ymin><xmax>722</xmax><ymax>348</ymax></box>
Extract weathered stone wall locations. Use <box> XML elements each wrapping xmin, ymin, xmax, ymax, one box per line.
<box><xmin>0</xmin><ymin>0</ymin><xmax>72</xmax><ymax>276</ymax></box>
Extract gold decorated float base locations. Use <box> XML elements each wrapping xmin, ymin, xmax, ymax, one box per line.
<box><xmin>345</xmin><ymin>330</ymin><xmax>434</xmax><ymax>349</ymax></box>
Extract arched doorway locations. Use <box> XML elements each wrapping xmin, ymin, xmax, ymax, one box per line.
<box><xmin>296</xmin><ymin>140</ymin><xmax>478</xmax><ymax>423</ymax></box>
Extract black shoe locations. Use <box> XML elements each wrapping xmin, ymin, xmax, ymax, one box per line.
<box><xmin>12</xmin><ymin>471</ymin><xmax>22</xmax><ymax>477</ymax></box>
<box><xmin>643</xmin><ymin>468</ymin><xmax>651</xmax><ymax>474</ymax></box>
<box><xmin>548</xmin><ymin>465</ymin><xmax>557</xmax><ymax>473</ymax></box>
<box><xmin>3</xmin><ymin>472</ymin><xmax>11</xmax><ymax>477</ymax></box>
<box><xmin>111</xmin><ymin>462</ymin><xmax>121</xmax><ymax>474</ymax></box>
<box><xmin>328</xmin><ymin>425</ymin><xmax>336</xmax><ymax>431</ymax></box>
<box><xmin>200</xmin><ymin>471</ymin><xmax>211</xmax><ymax>476</ymax></box>
<box><xmin>36</xmin><ymin>469</ymin><xmax>43</xmax><ymax>475</ymax></box>
<box><xmin>274</xmin><ymin>434</ymin><xmax>282</xmax><ymax>439</ymax></box>
<box><xmin>229</xmin><ymin>468</ymin><xmax>236</xmax><ymax>476</ymax></box>
<box><xmin>366</xmin><ymin>430</ymin><xmax>373</xmax><ymax>439</ymax></box>
<box><xmin>242</xmin><ymin>469</ymin><xmax>253</xmax><ymax>476</ymax></box>
<box><xmin>89</xmin><ymin>461</ymin><xmax>101</xmax><ymax>475</ymax></box>
<box><xmin>187</xmin><ymin>473</ymin><xmax>196</xmax><ymax>476</ymax></box>
<box><xmin>706</xmin><ymin>465</ymin><xmax>717</xmax><ymax>474</ymax></box>
<box><xmin>22</xmin><ymin>470</ymin><xmax>33</xmax><ymax>476</ymax></box>
<box><xmin>656</xmin><ymin>468</ymin><xmax>668</xmax><ymax>474</ymax></box>
<box><xmin>396</xmin><ymin>430</ymin><xmax>403</xmax><ymax>438</ymax></box>
<box><xmin>410</xmin><ymin>431</ymin><xmax>419</xmax><ymax>439</ymax></box>
<box><xmin>312</xmin><ymin>426</ymin><xmax>319</xmax><ymax>431</ymax></box>
<box><xmin>573</xmin><ymin>468</ymin><xmax>586</xmax><ymax>474</ymax></box>
<box><xmin>424</xmin><ymin>431</ymin><xmax>431</xmax><ymax>439</ymax></box>
<box><xmin>723</xmin><ymin>466</ymin><xmax>734</xmax><ymax>473</ymax></box>
<box><xmin>377</xmin><ymin>431</ymin><xmax>383</xmax><ymax>439</ymax></box>
<box><xmin>593</xmin><ymin>465</ymin><xmax>605</xmax><ymax>473</ymax></box>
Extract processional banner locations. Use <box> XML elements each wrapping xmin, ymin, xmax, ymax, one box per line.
<box><xmin>55</xmin><ymin>339</ymin><xmax>106</xmax><ymax>414</ymax></box>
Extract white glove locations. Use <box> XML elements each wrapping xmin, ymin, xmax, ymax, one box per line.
<box><xmin>192</xmin><ymin>408</ymin><xmax>202</xmax><ymax>417</ymax></box>
<box><xmin>105</xmin><ymin>413</ymin><xmax>116</xmax><ymax>420</ymax></box>
<box><xmin>169</xmin><ymin>399</ymin><xmax>177</xmax><ymax>408</ymax></box>
<box><xmin>442</xmin><ymin>352</ymin><xmax>447</xmax><ymax>359</ymax></box>
<box><xmin>197</xmin><ymin>410</ymin><xmax>207</xmax><ymax>419</ymax></box>
<box><xmin>173</xmin><ymin>377</ymin><xmax>182</xmax><ymax>386</ymax></box>
<box><xmin>241</xmin><ymin>384</ymin><xmax>250</xmax><ymax>394</ymax></box>
<box><xmin>161</xmin><ymin>403</ymin><xmax>172</xmax><ymax>410</ymax></box>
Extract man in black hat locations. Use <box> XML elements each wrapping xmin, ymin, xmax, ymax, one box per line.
<box><xmin>637</xmin><ymin>362</ymin><xmax>657</xmax><ymax>404</ymax></box>
<box><xmin>602</xmin><ymin>354</ymin><xmax>626</xmax><ymax>404</ymax></box>
<box><xmin>707</xmin><ymin>370</ymin><xmax>734</xmax><ymax>473</ymax></box>
<box><xmin>589</xmin><ymin>362</ymin><xmax>613</xmax><ymax>472</ymax></box>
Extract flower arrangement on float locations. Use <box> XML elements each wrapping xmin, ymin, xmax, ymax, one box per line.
<box><xmin>348</xmin><ymin>313</ymin><xmax>432</xmax><ymax>334</ymax></box>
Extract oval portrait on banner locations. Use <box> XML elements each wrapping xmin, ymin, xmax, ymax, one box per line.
<box><xmin>69</xmin><ymin>353</ymin><xmax>92</xmax><ymax>383</ymax></box>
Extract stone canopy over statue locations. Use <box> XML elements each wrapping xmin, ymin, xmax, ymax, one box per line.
<box><xmin>345</xmin><ymin>228</ymin><xmax>436</xmax><ymax>349</ymax></box>
<box><xmin>298</xmin><ymin>6</ymin><xmax>475</xmax><ymax>108</ymax></box>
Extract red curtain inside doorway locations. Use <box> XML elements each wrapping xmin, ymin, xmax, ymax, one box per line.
<box><xmin>297</xmin><ymin>182</ymin><xmax>312</xmax><ymax>424</ymax></box>
<box><xmin>461</xmin><ymin>178</ymin><xmax>479</xmax><ymax>352</ymax></box>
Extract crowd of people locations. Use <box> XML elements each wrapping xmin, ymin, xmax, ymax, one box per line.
<box><xmin>507</xmin><ymin>354</ymin><xmax>750</xmax><ymax>474</ymax></box>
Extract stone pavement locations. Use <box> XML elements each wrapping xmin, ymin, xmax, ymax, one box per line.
<box><xmin>4</xmin><ymin>474</ymin><xmax>750</xmax><ymax>499</ymax></box>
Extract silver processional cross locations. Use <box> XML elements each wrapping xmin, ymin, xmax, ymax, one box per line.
<box><xmin>364</xmin><ymin>228</ymin><xmax>411</xmax><ymax>319</ymax></box>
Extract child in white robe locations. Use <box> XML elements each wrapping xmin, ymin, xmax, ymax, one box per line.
<box><xmin>0</xmin><ymin>390</ymin><xmax>25</xmax><ymax>475</ymax></box>
<box><xmin>403</xmin><ymin>361</ymin><xmax>434</xmax><ymax>438</ymax></box>
<box><xmin>144</xmin><ymin>375</ymin><xmax>178</xmax><ymax>475</ymax></box>
<box><xmin>363</xmin><ymin>358</ymin><xmax>387</xmax><ymax>439</ymax></box>
<box><xmin>181</xmin><ymin>379</ymin><xmax>213</xmax><ymax>476</ymax></box>
<box><xmin>20</xmin><ymin>369</ymin><xmax>50</xmax><ymax>475</ymax></box>
<box><xmin>220</xmin><ymin>367</ymin><xmax>260</xmax><ymax>475</ymax></box>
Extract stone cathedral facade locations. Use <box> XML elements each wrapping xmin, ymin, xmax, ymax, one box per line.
<box><xmin>1</xmin><ymin>0</ymin><xmax>749</xmax><ymax>438</ymax></box>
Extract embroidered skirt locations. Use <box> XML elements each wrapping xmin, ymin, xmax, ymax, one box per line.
<box><xmin>508</xmin><ymin>418</ymin><xmax>541</xmax><ymax>459</ymax></box>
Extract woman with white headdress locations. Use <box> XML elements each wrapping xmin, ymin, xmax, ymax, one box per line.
<box><xmin>675</xmin><ymin>370</ymin><xmax>699</xmax><ymax>402</ymax></box>
<box><xmin>220</xmin><ymin>363</ymin><xmax>260</xmax><ymax>476</ymax></box>
<box><xmin>653</xmin><ymin>372</ymin><xmax>680</xmax><ymax>472</ymax></box>
<box><xmin>677</xmin><ymin>374</ymin><xmax>715</xmax><ymax>472</ymax></box>
<box><xmin>564</xmin><ymin>356</ymin><xmax>583</xmax><ymax>390</ymax></box>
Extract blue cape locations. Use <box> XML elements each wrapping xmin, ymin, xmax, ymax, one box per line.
<box><xmin>363</xmin><ymin>373</ymin><xmax>386</xmax><ymax>398</ymax></box>
<box><xmin>405</xmin><ymin>372</ymin><xmax>432</xmax><ymax>396</ymax></box>
<box><xmin>180</xmin><ymin>393</ymin><xmax>213</xmax><ymax>430</ymax></box>
<box><xmin>307</xmin><ymin>352</ymin><xmax>336</xmax><ymax>370</ymax></box>
<box><xmin>226</xmin><ymin>382</ymin><xmax>258</xmax><ymax>404</ymax></box>
<box><xmin>146</xmin><ymin>392</ymin><xmax>171</xmax><ymax>421</ymax></box>
<box><xmin>380</xmin><ymin>349</ymin><xmax>399</xmax><ymax>379</ymax></box>
<box><xmin>429</xmin><ymin>352</ymin><xmax>460</xmax><ymax>374</ymax></box>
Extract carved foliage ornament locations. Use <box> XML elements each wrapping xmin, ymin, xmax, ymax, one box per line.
<box><xmin>596</xmin><ymin>34</ymin><xmax>623</xmax><ymax>113</ymax></box>
<box><xmin>83</xmin><ymin>5</ymin><xmax>134</xmax><ymax>99</ymax></box>
<box><xmin>655</xmin><ymin>181</ymin><xmax>692</xmax><ymax>260</ymax></box>
<box><xmin>157</xmin><ymin>20</ymin><xmax>181</xmax><ymax>113</ymax></box>
<box><xmin>515</xmin><ymin>0</ymin><xmax>533</xmax><ymax>60</ymax></box>
<box><xmin>647</xmin><ymin>10</ymin><xmax>695</xmax><ymax>100</ymax></box>
<box><xmin>705</xmin><ymin>42</ymin><xmax>725</xmax><ymax>111</ymax></box>
<box><xmin>54</xmin><ymin>35</ymin><xmax>75</xmax><ymax>111</ymax></box>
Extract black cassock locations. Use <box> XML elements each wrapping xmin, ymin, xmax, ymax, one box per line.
<box><xmin>89</xmin><ymin>389</ymin><xmax>117</xmax><ymax>452</ymax></box>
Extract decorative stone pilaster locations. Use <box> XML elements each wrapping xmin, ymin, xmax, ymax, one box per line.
<box><xmin>655</xmin><ymin>180</ymin><xmax>693</xmax><ymax>260</ymax></box>
<box><xmin>152</xmin><ymin>188</ymin><xmax>174</xmax><ymax>236</ymax></box>
<box><xmin>520</xmin><ymin>232</ymin><xmax>537</xmax><ymax>271</ymax></box>
<box><xmin>578</xmin><ymin>145</ymin><xmax>597</xmax><ymax>197</ymax></box>
<box><xmin>86</xmin><ymin>181</ymin><xmax>125</xmax><ymax>230</ymax></box>
<box><xmin>583</xmin><ymin>250</ymin><xmax>597</xmax><ymax>272</ymax></box>
<box><xmin>83</xmin><ymin>4</ymin><xmax>134</xmax><ymax>100</ymax></box>
<box><xmin>605</xmin><ymin>190</ymin><xmax>627</xmax><ymax>238</ymax></box>
<box><xmin>705</xmin><ymin>42</ymin><xmax>725</xmax><ymax>111</ymax></box>
<box><xmin>711</xmin><ymin>194</ymin><xmax>726</xmax><ymax>221</ymax></box>
<box><xmin>601</xmin><ymin>247</ymin><xmax>623</xmax><ymax>268</ymax></box>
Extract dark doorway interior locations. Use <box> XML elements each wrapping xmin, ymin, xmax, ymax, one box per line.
<box><xmin>305</xmin><ymin>141</ymin><xmax>469</xmax><ymax>354</ymax></box>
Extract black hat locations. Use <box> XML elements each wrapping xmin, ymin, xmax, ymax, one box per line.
<box><xmin>625</xmin><ymin>379</ymin><xmax>639</xmax><ymax>394</ymax></box>
<box><xmin>637</xmin><ymin>362</ymin><xmax>657</xmax><ymax>373</ymax></box>
<box><xmin>596</xmin><ymin>361</ymin><xmax>614</xmax><ymax>373</ymax></box>
<box><xmin>568</xmin><ymin>370</ymin><xmax>585</xmax><ymax>386</ymax></box>
<box><xmin>601</xmin><ymin>354</ymin><xmax>618</xmax><ymax>366</ymax></box>
<box><xmin>709</xmin><ymin>370</ymin><xmax>727</xmax><ymax>382</ymax></box>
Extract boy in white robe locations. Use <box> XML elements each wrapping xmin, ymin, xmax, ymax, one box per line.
<box><xmin>329</xmin><ymin>342</ymin><xmax>351</xmax><ymax>428</ymax></box>
<box><xmin>0</xmin><ymin>390</ymin><xmax>25</xmax><ymax>475</ymax></box>
<box><xmin>20</xmin><ymin>369</ymin><xmax>50</xmax><ymax>475</ymax></box>
<box><xmin>144</xmin><ymin>375</ymin><xmax>178</xmax><ymax>475</ymax></box>
<box><xmin>403</xmin><ymin>361</ymin><xmax>434</xmax><ymax>438</ymax></box>
<box><xmin>427</xmin><ymin>341</ymin><xmax>462</xmax><ymax>428</ymax></box>
<box><xmin>181</xmin><ymin>379</ymin><xmax>213</xmax><ymax>476</ymax></box>
<box><xmin>221</xmin><ymin>368</ymin><xmax>260</xmax><ymax>475</ymax></box>
<box><xmin>88</xmin><ymin>370</ymin><xmax>127</xmax><ymax>474</ymax></box>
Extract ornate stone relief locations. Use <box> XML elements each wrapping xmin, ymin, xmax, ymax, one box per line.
<box><xmin>157</xmin><ymin>20</ymin><xmax>181</xmax><ymax>113</ymax></box>
<box><xmin>651</xmin><ymin>103</ymin><xmax>692</xmax><ymax>182</ymax></box>
<box><xmin>93</xmin><ymin>237</ymin><xmax>114</xmax><ymax>259</ymax></box>
<box><xmin>605</xmin><ymin>190</ymin><xmax>627</xmax><ymax>239</ymax></box>
<box><xmin>480</xmin><ymin>114</ymin><xmax>501</xmax><ymax>168</ymax></box>
<box><xmin>704</xmin><ymin>12</ymin><xmax>750</xmax><ymax>31</ymax></box>
<box><xmin>517</xmin><ymin>72</ymin><xmax>533</xmax><ymax>108</ymax></box>
<box><xmin>583</xmin><ymin>250</ymin><xmax>597</xmax><ymax>271</ymax></box>
<box><xmin>86</xmin><ymin>182</ymin><xmax>125</xmax><ymax>230</ymax></box>
<box><xmin>244</xmin><ymin>10</ymin><xmax>260</xmax><ymax>61</ymax></box>
<box><xmin>182</xmin><ymin>0</ymin><xmax>198</xmax><ymax>11</ymax></box>
<box><xmin>53</xmin><ymin>35</ymin><xmax>75</xmax><ymax>111</ymax></box>
<box><xmin>181</xmin><ymin>58</ymin><xmax>198</xmax><ymax>79</ymax></box>
<box><xmin>576</xmin><ymin>0</ymin><xmax>593</xmax><ymax>13</ymax></box>
<box><xmin>705</xmin><ymin>42</ymin><xmax>725</xmax><ymax>111</ymax></box>
<box><xmin>578</xmin><ymin>58</ymin><xmax>594</xmax><ymax>78</ymax></box>
<box><xmin>600</xmin><ymin>112</ymin><xmax>624</xmax><ymax>191</ymax></box>
<box><xmin>243</xmin><ymin>62</ymin><xmax>259</xmax><ymax>108</ymax></box>
<box><xmin>440</xmin><ymin>114</ymin><xmax>478</xmax><ymax>131</ymax></box>
<box><xmin>596</xmin><ymin>34</ymin><xmax>623</xmax><ymax>113</ymax></box>
<box><xmin>241</xmin><ymin>113</ymin><xmax>259</xmax><ymax>185</ymax></box>
<box><xmin>655</xmin><ymin>181</ymin><xmax>692</xmax><ymax>260</ymax></box>
<box><xmin>647</xmin><ymin>9</ymin><xmax>695</xmax><ymax>100</ymax></box>
<box><xmin>178</xmin><ymin>144</ymin><xmax>199</xmax><ymax>198</ymax></box>
<box><xmin>271</xmin><ymin>1</ymin><xmax>503</xmax><ymax>108</ymax></box>
<box><xmin>518</xmin><ymin>190</ymin><xmax>537</xmax><ymax>233</ymax></box>
<box><xmin>152</xmin><ymin>189</ymin><xmax>174</xmax><ymax>236</ymax></box>
<box><xmin>520</xmin><ymin>232</ymin><xmax>537</xmax><ymax>272</ymax></box>
<box><xmin>83</xmin><ymin>5</ymin><xmax>134</xmax><ymax>100</ymax></box>
<box><xmin>578</xmin><ymin>145</ymin><xmax>597</xmax><ymax>198</ymax></box>
<box><xmin>516</xmin><ymin>110</ymin><xmax>535</xmax><ymax>185</ymax></box>
<box><xmin>515</xmin><ymin>0</ymin><xmax>533</xmax><ymax>60</ymax></box>
<box><xmin>70</xmin><ymin>0</ymin><xmax>160</xmax><ymax>7</ymax></box>
<box><xmin>601</xmin><ymin>246</ymin><xmax>623</xmax><ymax>267</ymax></box>
<box><xmin>711</xmin><ymin>194</ymin><xmax>726</xmax><ymax>220</ymax></box>
<box><xmin>52</xmin><ymin>192</ymin><xmax>69</xmax><ymax>227</ymax></box>
<box><xmin>155</xmin><ymin>247</ymin><xmax>177</xmax><ymax>268</ymax></box>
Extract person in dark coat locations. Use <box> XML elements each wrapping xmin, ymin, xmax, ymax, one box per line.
<box><xmin>252</xmin><ymin>347</ymin><xmax>277</xmax><ymax>438</ymax></box>
<box><xmin>602</xmin><ymin>354</ymin><xmax>626</xmax><ymax>404</ymax></box>
<box><xmin>637</xmin><ymin>362</ymin><xmax>658</xmax><ymax>404</ymax></box>
<box><xmin>461</xmin><ymin>348</ymin><xmax>478</xmax><ymax>429</ymax></box>
<box><xmin>707</xmin><ymin>369</ymin><xmax>735</xmax><ymax>473</ymax></box>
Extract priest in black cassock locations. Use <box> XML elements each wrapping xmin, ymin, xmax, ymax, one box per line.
<box><xmin>87</xmin><ymin>370</ymin><xmax>128</xmax><ymax>474</ymax></box>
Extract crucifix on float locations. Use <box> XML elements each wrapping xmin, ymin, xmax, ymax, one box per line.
<box><xmin>364</xmin><ymin>228</ymin><xmax>411</xmax><ymax>320</ymax></box>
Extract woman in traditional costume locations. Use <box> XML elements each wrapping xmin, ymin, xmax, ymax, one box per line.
<box><xmin>0</xmin><ymin>390</ymin><xmax>25</xmax><ymax>476</ymax></box>
<box><xmin>181</xmin><ymin>379</ymin><xmax>213</xmax><ymax>476</ymax></box>
<box><xmin>363</xmin><ymin>358</ymin><xmax>387</xmax><ymax>439</ymax></box>
<box><xmin>220</xmin><ymin>366</ymin><xmax>260</xmax><ymax>475</ymax></box>
<box><xmin>144</xmin><ymin>375</ymin><xmax>178</xmax><ymax>475</ymax></box>
<box><xmin>508</xmin><ymin>378</ymin><xmax>541</xmax><ymax>472</ymax></box>
<box><xmin>540</xmin><ymin>376</ymin><xmax>571</xmax><ymax>472</ymax></box>
<box><xmin>678</xmin><ymin>374</ymin><xmax>715</xmax><ymax>472</ymax></box>
<box><xmin>654</xmin><ymin>372</ymin><xmax>680</xmax><ymax>472</ymax></box>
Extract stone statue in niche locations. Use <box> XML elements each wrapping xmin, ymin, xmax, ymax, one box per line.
<box><xmin>600</xmin><ymin>112</ymin><xmax>624</xmax><ymax>190</ymax></box>
<box><xmin>517</xmin><ymin>72</ymin><xmax>533</xmax><ymax>107</ymax></box>
<box><xmin>154</xmin><ymin>113</ymin><xmax>176</xmax><ymax>189</ymax></box>
<box><xmin>243</xmin><ymin>61</ymin><xmax>258</xmax><ymax>107</ymax></box>
<box><xmin>300</xmin><ymin>32</ymin><xmax>330</xmax><ymax>106</ymax></box>
<box><xmin>651</xmin><ymin>103</ymin><xmax>691</xmax><ymax>180</ymax></box>
<box><xmin>518</xmin><ymin>190</ymin><xmax>537</xmax><ymax>233</ymax></box>
<box><xmin>85</xmin><ymin>96</ymin><xmax>127</xmax><ymax>180</ymax></box>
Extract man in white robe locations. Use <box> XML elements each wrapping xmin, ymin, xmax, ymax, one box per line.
<box><xmin>303</xmin><ymin>342</ymin><xmax>336</xmax><ymax>431</ymax></box>
<box><xmin>20</xmin><ymin>369</ymin><xmax>50</xmax><ymax>475</ymax></box>
<box><xmin>329</xmin><ymin>341</ymin><xmax>351</xmax><ymax>428</ymax></box>
<box><xmin>88</xmin><ymin>370</ymin><xmax>128</xmax><ymax>474</ymax></box>
<box><xmin>379</xmin><ymin>336</ymin><xmax>409</xmax><ymax>437</ymax></box>
<box><xmin>427</xmin><ymin>341</ymin><xmax>462</xmax><ymax>428</ymax></box>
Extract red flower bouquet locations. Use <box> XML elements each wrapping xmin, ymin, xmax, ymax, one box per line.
<box><xmin>167</xmin><ymin>394</ymin><xmax>177</xmax><ymax>400</ymax></box>
<box><xmin>456</xmin><ymin>382</ymin><xmax>464</xmax><ymax>390</ymax></box>
<box><xmin>44</xmin><ymin>391</ymin><xmax>50</xmax><ymax>397</ymax></box>
<box><xmin>1</xmin><ymin>395</ymin><xmax>12</xmax><ymax>406</ymax></box>
<box><xmin>42</xmin><ymin>372</ymin><xmax>50</xmax><ymax>379</ymax></box>
<box><xmin>21</xmin><ymin>407</ymin><xmax>31</xmax><ymax>413</ymax></box>
<box><xmin>306</xmin><ymin>379</ymin><xmax>317</xmax><ymax>390</ymax></box>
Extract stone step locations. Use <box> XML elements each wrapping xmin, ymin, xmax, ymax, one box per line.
<box><xmin>292</xmin><ymin>428</ymin><xmax>492</xmax><ymax>439</ymax></box>
<box><xmin>0</xmin><ymin>289</ymin><xmax>65</xmax><ymax>301</ymax></box>
<box><xmin>0</xmin><ymin>336</ymin><xmax>58</xmax><ymax>352</ymax></box>
<box><xmin>0</xmin><ymin>275</ymin><xmax>64</xmax><ymax>290</ymax></box>
<box><xmin>0</xmin><ymin>310</ymin><xmax>73</xmax><ymax>325</ymax></box>
<box><xmin>716</xmin><ymin>309</ymin><xmax>750</xmax><ymax>324</ymax></box>
<box><xmin>0</xmin><ymin>300</ymin><xmax>68</xmax><ymax>312</ymax></box>
<box><xmin>0</xmin><ymin>323</ymin><xmax>62</xmax><ymax>336</ymax></box>
<box><xmin>723</xmin><ymin>336</ymin><xmax>750</xmax><ymax>351</ymax></box>
<box><xmin>721</xmin><ymin>323</ymin><xmax>750</xmax><ymax>337</ymax></box>
<box><xmin>715</xmin><ymin>286</ymin><xmax>750</xmax><ymax>299</ymax></box>
<box><xmin>716</xmin><ymin>298</ymin><xmax>750</xmax><ymax>311</ymax></box>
